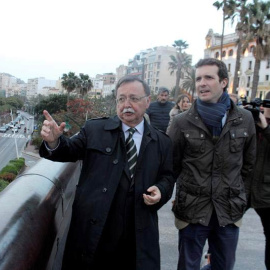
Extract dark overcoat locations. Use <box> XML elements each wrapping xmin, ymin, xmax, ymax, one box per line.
<box><xmin>39</xmin><ymin>116</ymin><xmax>175</xmax><ymax>270</ymax></box>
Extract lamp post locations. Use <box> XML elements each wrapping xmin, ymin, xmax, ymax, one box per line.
<box><xmin>10</xmin><ymin>109</ymin><xmax>19</xmax><ymax>159</ymax></box>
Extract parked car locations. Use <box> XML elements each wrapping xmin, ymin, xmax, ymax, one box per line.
<box><xmin>15</xmin><ymin>124</ymin><xmax>21</xmax><ymax>129</ymax></box>
<box><xmin>0</xmin><ymin>126</ymin><xmax>7</xmax><ymax>133</ymax></box>
<box><xmin>20</xmin><ymin>120</ymin><xmax>25</xmax><ymax>125</ymax></box>
<box><xmin>12</xmin><ymin>127</ymin><xmax>18</xmax><ymax>133</ymax></box>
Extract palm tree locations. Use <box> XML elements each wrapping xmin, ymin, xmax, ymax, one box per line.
<box><xmin>247</xmin><ymin>0</ymin><xmax>270</xmax><ymax>99</ymax></box>
<box><xmin>77</xmin><ymin>73</ymin><xmax>93</xmax><ymax>98</ymax></box>
<box><xmin>181</xmin><ymin>68</ymin><xmax>196</xmax><ymax>101</ymax></box>
<box><xmin>168</xmin><ymin>40</ymin><xmax>191</xmax><ymax>100</ymax></box>
<box><xmin>61</xmin><ymin>72</ymin><xmax>78</xmax><ymax>102</ymax></box>
<box><xmin>214</xmin><ymin>0</ymin><xmax>250</xmax><ymax>93</ymax></box>
<box><xmin>213</xmin><ymin>0</ymin><xmax>229</xmax><ymax>60</ymax></box>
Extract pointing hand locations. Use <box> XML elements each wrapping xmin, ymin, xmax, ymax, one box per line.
<box><xmin>40</xmin><ymin>110</ymin><xmax>66</xmax><ymax>148</ymax></box>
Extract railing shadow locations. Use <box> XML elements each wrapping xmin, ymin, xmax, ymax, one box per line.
<box><xmin>0</xmin><ymin>158</ymin><xmax>81</xmax><ymax>270</ymax></box>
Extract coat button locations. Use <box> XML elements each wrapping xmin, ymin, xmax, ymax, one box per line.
<box><xmin>186</xmin><ymin>134</ymin><xmax>189</xmax><ymax>138</ymax></box>
<box><xmin>106</xmin><ymin>147</ymin><xmax>111</xmax><ymax>153</ymax></box>
<box><xmin>113</xmin><ymin>159</ymin><xmax>118</xmax><ymax>164</ymax></box>
<box><xmin>102</xmin><ymin>188</ymin><xmax>107</xmax><ymax>193</ymax></box>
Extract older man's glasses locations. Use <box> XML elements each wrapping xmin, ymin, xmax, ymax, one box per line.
<box><xmin>116</xmin><ymin>95</ymin><xmax>148</xmax><ymax>104</ymax></box>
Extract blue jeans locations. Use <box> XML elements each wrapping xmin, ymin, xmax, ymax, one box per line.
<box><xmin>177</xmin><ymin>212</ymin><xmax>239</xmax><ymax>270</ymax></box>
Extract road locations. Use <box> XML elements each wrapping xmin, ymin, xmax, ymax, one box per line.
<box><xmin>159</xmin><ymin>189</ymin><xmax>265</xmax><ymax>270</ymax></box>
<box><xmin>0</xmin><ymin>112</ymin><xmax>36</xmax><ymax>171</ymax></box>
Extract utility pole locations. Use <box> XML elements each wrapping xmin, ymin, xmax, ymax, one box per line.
<box><xmin>10</xmin><ymin>109</ymin><xmax>19</xmax><ymax>159</ymax></box>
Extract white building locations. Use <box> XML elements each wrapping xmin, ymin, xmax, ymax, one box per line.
<box><xmin>204</xmin><ymin>29</ymin><xmax>270</xmax><ymax>100</ymax></box>
<box><xmin>27</xmin><ymin>77</ymin><xmax>57</xmax><ymax>97</ymax></box>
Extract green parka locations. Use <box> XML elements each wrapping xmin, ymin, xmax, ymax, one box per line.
<box><xmin>168</xmin><ymin>101</ymin><xmax>256</xmax><ymax>227</ymax></box>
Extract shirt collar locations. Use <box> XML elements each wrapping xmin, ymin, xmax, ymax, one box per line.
<box><xmin>122</xmin><ymin>119</ymin><xmax>144</xmax><ymax>135</ymax></box>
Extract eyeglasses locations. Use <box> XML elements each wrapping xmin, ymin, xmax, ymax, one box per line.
<box><xmin>116</xmin><ymin>95</ymin><xmax>149</xmax><ymax>104</ymax></box>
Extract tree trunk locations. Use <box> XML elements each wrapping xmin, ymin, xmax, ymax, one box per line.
<box><xmin>220</xmin><ymin>1</ymin><xmax>226</xmax><ymax>60</ymax></box>
<box><xmin>174</xmin><ymin>70</ymin><xmax>181</xmax><ymax>100</ymax></box>
<box><xmin>251</xmin><ymin>59</ymin><xmax>261</xmax><ymax>100</ymax></box>
<box><xmin>232</xmin><ymin>38</ymin><xmax>242</xmax><ymax>94</ymax></box>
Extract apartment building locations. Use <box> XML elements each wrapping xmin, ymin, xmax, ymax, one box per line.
<box><xmin>204</xmin><ymin>28</ymin><xmax>270</xmax><ymax>99</ymax></box>
<box><xmin>126</xmin><ymin>46</ymin><xmax>178</xmax><ymax>94</ymax></box>
<box><xmin>27</xmin><ymin>77</ymin><xmax>57</xmax><ymax>97</ymax></box>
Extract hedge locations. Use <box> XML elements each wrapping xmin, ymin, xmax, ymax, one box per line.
<box><xmin>0</xmin><ymin>157</ymin><xmax>25</xmax><ymax>192</ymax></box>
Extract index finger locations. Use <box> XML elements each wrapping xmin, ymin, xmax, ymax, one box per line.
<box><xmin>43</xmin><ymin>110</ymin><xmax>54</xmax><ymax>121</ymax></box>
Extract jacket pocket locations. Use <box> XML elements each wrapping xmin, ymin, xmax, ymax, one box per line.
<box><xmin>172</xmin><ymin>181</ymin><xmax>201</xmax><ymax>220</ymax></box>
<box><xmin>229</xmin><ymin>186</ymin><xmax>247</xmax><ymax>220</ymax></box>
<box><xmin>229</xmin><ymin>128</ymin><xmax>249</xmax><ymax>153</ymax></box>
<box><xmin>184</xmin><ymin>130</ymin><xmax>206</xmax><ymax>157</ymax></box>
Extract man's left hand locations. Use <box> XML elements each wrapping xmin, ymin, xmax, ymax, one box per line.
<box><xmin>143</xmin><ymin>186</ymin><xmax>161</xmax><ymax>205</ymax></box>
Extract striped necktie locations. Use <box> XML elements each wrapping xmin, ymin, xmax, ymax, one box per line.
<box><xmin>126</xmin><ymin>128</ymin><xmax>137</xmax><ymax>179</ymax></box>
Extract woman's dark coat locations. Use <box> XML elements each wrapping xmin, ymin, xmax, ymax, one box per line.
<box><xmin>39</xmin><ymin>116</ymin><xmax>175</xmax><ymax>270</ymax></box>
<box><xmin>251</xmin><ymin>124</ymin><xmax>270</xmax><ymax>208</ymax></box>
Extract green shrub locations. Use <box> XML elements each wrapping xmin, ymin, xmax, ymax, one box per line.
<box><xmin>0</xmin><ymin>164</ymin><xmax>18</xmax><ymax>175</ymax></box>
<box><xmin>0</xmin><ymin>179</ymin><xmax>9</xmax><ymax>192</ymax></box>
<box><xmin>32</xmin><ymin>136</ymin><xmax>43</xmax><ymax>150</ymax></box>
<box><xmin>0</xmin><ymin>157</ymin><xmax>25</xmax><ymax>192</ymax></box>
<box><xmin>10</xmin><ymin>157</ymin><xmax>25</xmax><ymax>167</ymax></box>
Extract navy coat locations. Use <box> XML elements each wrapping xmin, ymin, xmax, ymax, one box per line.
<box><xmin>39</xmin><ymin>116</ymin><xmax>175</xmax><ymax>270</ymax></box>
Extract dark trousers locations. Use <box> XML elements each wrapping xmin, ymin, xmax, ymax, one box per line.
<box><xmin>177</xmin><ymin>212</ymin><xmax>239</xmax><ymax>270</ymax></box>
<box><xmin>255</xmin><ymin>208</ymin><xmax>270</xmax><ymax>270</ymax></box>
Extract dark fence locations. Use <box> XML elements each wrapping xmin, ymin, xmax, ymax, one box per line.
<box><xmin>0</xmin><ymin>159</ymin><xmax>81</xmax><ymax>270</ymax></box>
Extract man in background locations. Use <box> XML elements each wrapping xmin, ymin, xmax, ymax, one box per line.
<box><xmin>146</xmin><ymin>87</ymin><xmax>174</xmax><ymax>132</ymax></box>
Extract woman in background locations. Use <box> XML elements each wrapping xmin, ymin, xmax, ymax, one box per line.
<box><xmin>251</xmin><ymin>91</ymin><xmax>270</xmax><ymax>270</ymax></box>
<box><xmin>166</xmin><ymin>94</ymin><xmax>190</xmax><ymax>134</ymax></box>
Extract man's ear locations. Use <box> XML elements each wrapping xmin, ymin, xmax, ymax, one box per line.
<box><xmin>221</xmin><ymin>78</ymin><xmax>228</xmax><ymax>89</ymax></box>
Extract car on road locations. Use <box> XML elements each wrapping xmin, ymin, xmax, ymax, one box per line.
<box><xmin>0</xmin><ymin>126</ymin><xmax>8</xmax><ymax>133</ymax></box>
<box><xmin>29</xmin><ymin>116</ymin><xmax>33</xmax><ymax>119</ymax></box>
<box><xmin>12</xmin><ymin>127</ymin><xmax>18</xmax><ymax>133</ymax></box>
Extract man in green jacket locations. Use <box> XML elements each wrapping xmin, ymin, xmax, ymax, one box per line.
<box><xmin>168</xmin><ymin>58</ymin><xmax>256</xmax><ymax>270</ymax></box>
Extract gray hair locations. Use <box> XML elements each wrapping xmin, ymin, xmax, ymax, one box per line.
<box><xmin>115</xmin><ymin>75</ymin><xmax>150</xmax><ymax>96</ymax></box>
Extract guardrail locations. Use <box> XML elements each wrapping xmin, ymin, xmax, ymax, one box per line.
<box><xmin>0</xmin><ymin>158</ymin><xmax>81</xmax><ymax>270</ymax></box>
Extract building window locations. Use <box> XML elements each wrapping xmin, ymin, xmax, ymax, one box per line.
<box><xmin>156</xmin><ymin>79</ymin><xmax>159</xmax><ymax>85</ymax></box>
<box><xmin>158</xmin><ymin>55</ymin><xmax>161</xmax><ymax>60</ymax></box>
<box><xmin>215</xmin><ymin>52</ymin><xmax>219</xmax><ymax>59</ymax></box>
<box><xmin>228</xmin><ymin>64</ymin><xmax>231</xmax><ymax>72</ymax></box>
<box><xmin>156</xmin><ymin>71</ymin><xmax>160</xmax><ymax>77</ymax></box>
<box><xmin>229</xmin><ymin>49</ymin><xmax>233</xmax><ymax>56</ymax></box>
<box><xmin>157</xmin><ymin>63</ymin><xmax>160</xmax><ymax>69</ymax></box>
<box><xmin>266</xmin><ymin>75</ymin><xmax>269</xmax><ymax>81</ymax></box>
<box><xmin>249</xmin><ymin>61</ymin><xmax>252</xmax><ymax>69</ymax></box>
<box><xmin>222</xmin><ymin>51</ymin><xmax>226</xmax><ymax>57</ymax></box>
<box><xmin>267</xmin><ymin>59</ymin><xmax>270</xmax><ymax>68</ymax></box>
<box><xmin>247</xmin><ymin>76</ymin><xmax>251</xmax><ymax>87</ymax></box>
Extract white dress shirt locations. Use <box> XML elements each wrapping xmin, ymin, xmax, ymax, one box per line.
<box><xmin>122</xmin><ymin>120</ymin><xmax>144</xmax><ymax>155</ymax></box>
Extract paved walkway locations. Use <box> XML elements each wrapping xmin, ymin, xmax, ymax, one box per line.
<box><xmin>159</xmin><ymin>193</ymin><xmax>265</xmax><ymax>270</ymax></box>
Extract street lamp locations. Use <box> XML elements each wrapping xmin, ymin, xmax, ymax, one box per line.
<box><xmin>10</xmin><ymin>109</ymin><xmax>19</xmax><ymax>159</ymax></box>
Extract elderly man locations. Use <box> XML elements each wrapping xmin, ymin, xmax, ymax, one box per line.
<box><xmin>39</xmin><ymin>75</ymin><xmax>175</xmax><ymax>270</ymax></box>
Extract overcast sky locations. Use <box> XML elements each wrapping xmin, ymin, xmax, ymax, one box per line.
<box><xmin>0</xmin><ymin>0</ymin><xmax>236</xmax><ymax>82</ymax></box>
